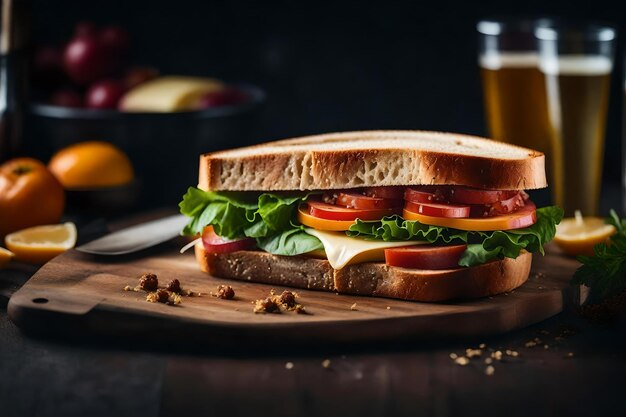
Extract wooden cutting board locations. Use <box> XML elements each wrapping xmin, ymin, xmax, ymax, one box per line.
<box><xmin>8</xmin><ymin>241</ymin><xmax>581</xmax><ymax>347</ymax></box>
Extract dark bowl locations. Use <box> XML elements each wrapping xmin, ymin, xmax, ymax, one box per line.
<box><xmin>25</xmin><ymin>84</ymin><xmax>266</xmax><ymax>209</ymax></box>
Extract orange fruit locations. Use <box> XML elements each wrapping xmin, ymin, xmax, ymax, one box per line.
<box><xmin>0</xmin><ymin>247</ymin><xmax>14</xmax><ymax>268</ymax></box>
<box><xmin>554</xmin><ymin>211</ymin><xmax>616</xmax><ymax>256</ymax></box>
<box><xmin>48</xmin><ymin>141</ymin><xmax>134</xmax><ymax>189</ymax></box>
<box><xmin>0</xmin><ymin>158</ymin><xmax>65</xmax><ymax>237</ymax></box>
<box><xmin>5</xmin><ymin>223</ymin><xmax>77</xmax><ymax>264</ymax></box>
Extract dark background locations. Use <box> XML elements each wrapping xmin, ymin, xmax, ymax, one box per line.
<box><xmin>29</xmin><ymin>0</ymin><xmax>624</xmax><ymax>187</ymax></box>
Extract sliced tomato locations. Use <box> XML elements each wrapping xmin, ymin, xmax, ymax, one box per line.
<box><xmin>362</xmin><ymin>186</ymin><xmax>406</xmax><ymax>199</ymax></box>
<box><xmin>404</xmin><ymin>200</ymin><xmax>470</xmax><ymax>218</ymax></box>
<box><xmin>307</xmin><ymin>201</ymin><xmax>400</xmax><ymax>221</ymax></box>
<box><xmin>202</xmin><ymin>226</ymin><xmax>256</xmax><ymax>253</ymax></box>
<box><xmin>404</xmin><ymin>186</ymin><xmax>446</xmax><ymax>203</ymax></box>
<box><xmin>446</xmin><ymin>186</ymin><xmax>518</xmax><ymax>205</ymax></box>
<box><xmin>385</xmin><ymin>244</ymin><xmax>468</xmax><ymax>269</ymax></box>
<box><xmin>403</xmin><ymin>201</ymin><xmax>537</xmax><ymax>231</ymax></box>
<box><xmin>297</xmin><ymin>205</ymin><xmax>355</xmax><ymax>231</ymax></box>
<box><xmin>336</xmin><ymin>192</ymin><xmax>403</xmax><ymax>210</ymax></box>
<box><xmin>469</xmin><ymin>192</ymin><xmax>526</xmax><ymax>217</ymax></box>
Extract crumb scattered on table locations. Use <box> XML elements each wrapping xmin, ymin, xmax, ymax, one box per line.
<box><xmin>454</xmin><ymin>357</ymin><xmax>470</xmax><ymax>366</ymax></box>
<box><xmin>491</xmin><ymin>351</ymin><xmax>503</xmax><ymax>361</ymax></box>
<box><xmin>466</xmin><ymin>348</ymin><xmax>482</xmax><ymax>358</ymax></box>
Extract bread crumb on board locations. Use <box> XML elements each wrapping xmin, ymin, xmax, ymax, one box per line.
<box><xmin>350</xmin><ymin>303</ymin><xmax>358</xmax><ymax>311</ymax></box>
<box><xmin>211</xmin><ymin>285</ymin><xmax>235</xmax><ymax>300</ymax></box>
<box><xmin>253</xmin><ymin>290</ymin><xmax>307</xmax><ymax>314</ymax></box>
<box><xmin>124</xmin><ymin>272</ymin><xmax>196</xmax><ymax>306</ymax></box>
<box><xmin>253</xmin><ymin>297</ymin><xmax>280</xmax><ymax>314</ymax></box>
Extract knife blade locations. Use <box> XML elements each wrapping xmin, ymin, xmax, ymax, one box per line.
<box><xmin>76</xmin><ymin>214</ymin><xmax>189</xmax><ymax>255</ymax></box>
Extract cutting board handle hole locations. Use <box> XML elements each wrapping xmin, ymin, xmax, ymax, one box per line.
<box><xmin>32</xmin><ymin>298</ymin><xmax>49</xmax><ymax>304</ymax></box>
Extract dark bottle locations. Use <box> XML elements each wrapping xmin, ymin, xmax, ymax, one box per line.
<box><xmin>0</xmin><ymin>0</ymin><xmax>29</xmax><ymax>162</ymax></box>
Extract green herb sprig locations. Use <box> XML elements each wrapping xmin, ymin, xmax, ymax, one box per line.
<box><xmin>572</xmin><ymin>210</ymin><xmax>626</xmax><ymax>301</ymax></box>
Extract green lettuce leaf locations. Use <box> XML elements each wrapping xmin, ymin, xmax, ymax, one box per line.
<box><xmin>256</xmin><ymin>228</ymin><xmax>324</xmax><ymax>256</ymax></box>
<box><xmin>348</xmin><ymin>206</ymin><xmax>563</xmax><ymax>267</ymax></box>
<box><xmin>179</xmin><ymin>188</ymin><xmax>258</xmax><ymax>238</ymax></box>
<box><xmin>179</xmin><ymin>187</ymin><xmax>321</xmax><ymax>255</ymax></box>
<box><xmin>348</xmin><ymin>216</ymin><xmax>469</xmax><ymax>243</ymax></box>
<box><xmin>180</xmin><ymin>187</ymin><xmax>563</xmax><ymax>267</ymax></box>
<box><xmin>459</xmin><ymin>244</ymin><xmax>503</xmax><ymax>266</ymax></box>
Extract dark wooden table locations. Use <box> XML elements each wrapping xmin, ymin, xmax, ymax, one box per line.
<box><xmin>1</xmin><ymin>205</ymin><xmax>626</xmax><ymax>417</ymax></box>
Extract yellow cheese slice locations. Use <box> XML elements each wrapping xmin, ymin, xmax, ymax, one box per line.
<box><xmin>120</xmin><ymin>76</ymin><xmax>225</xmax><ymax>112</ymax></box>
<box><xmin>304</xmin><ymin>228</ymin><xmax>426</xmax><ymax>269</ymax></box>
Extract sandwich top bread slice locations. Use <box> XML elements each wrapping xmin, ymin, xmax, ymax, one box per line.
<box><xmin>200</xmin><ymin>130</ymin><xmax>547</xmax><ymax>192</ymax></box>
<box><xmin>181</xmin><ymin>130</ymin><xmax>563</xmax><ymax>302</ymax></box>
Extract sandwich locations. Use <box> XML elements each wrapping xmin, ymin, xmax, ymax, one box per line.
<box><xmin>179</xmin><ymin>130</ymin><xmax>563</xmax><ymax>302</ymax></box>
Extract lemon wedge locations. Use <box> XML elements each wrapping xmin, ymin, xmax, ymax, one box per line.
<box><xmin>5</xmin><ymin>223</ymin><xmax>77</xmax><ymax>264</ymax></box>
<box><xmin>0</xmin><ymin>247</ymin><xmax>15</xmax><ymax>268</ymax></box>
<box><xmin>554</xmin><ymin>211</ymin><xmax>616</xmax><ymax>256</ymax></box>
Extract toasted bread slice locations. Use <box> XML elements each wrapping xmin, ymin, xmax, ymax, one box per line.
<box><xmin>199</xmin><ymin>130</ymin><xmax>546</xmax><ymax>192</ymax></box>
<box><xmin>195</xmin><ymin>244</ymin><xmax>532</xmax><ymax>302</ymax></box>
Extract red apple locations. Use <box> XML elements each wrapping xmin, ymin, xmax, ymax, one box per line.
<box><xmin>63</xmin><ymin>35</ymin><xmax>112</xmax><ymax>84</ymax></box>
<box><xmin>85</xmin><ymin>80</ymin><xmax>125</xmax><ymax>109</ymax></box>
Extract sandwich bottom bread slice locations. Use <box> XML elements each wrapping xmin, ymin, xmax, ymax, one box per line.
<box><xmin>180</xmin><ymin>130</ymin><xmax>563</xmax><ymax>302</ymax></box>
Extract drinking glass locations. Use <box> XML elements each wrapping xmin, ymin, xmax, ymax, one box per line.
<box><xmin>536</xmin><ymin>22</ymin><xmax>615</xmax><ymax>216</ymax></box>
<box><xmin>478</xmin><ymin>19</ymin><xmax>553</xmax><ymax>154</ymax></box>
<box><xmin>477</xmin><ymin>19</ymin><xmax>556</xmax><ymax>208</ymax></box>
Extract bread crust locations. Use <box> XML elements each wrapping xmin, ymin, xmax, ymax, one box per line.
<box><xmin>195</xmin><ymin>244</ymin><xmax>532</xmax><ymax>302</ymax></box>
<box><xmin>198</xmin><ymin>130</ymin><xmax>546</xmax><ymax>191</ymax></box>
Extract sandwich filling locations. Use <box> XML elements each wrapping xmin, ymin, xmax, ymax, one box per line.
<box><xmin>180</xmin><ymin>186</ymin><xmax>563</xmax><ymax>270</ymax></box>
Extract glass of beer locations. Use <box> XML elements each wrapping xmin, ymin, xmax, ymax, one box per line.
<box><xmin>478</xmin><ymin>19</ymin><xmax>553</xmax><ymax>155</ymax></box>
<box><xmin>535</xmin><ymin>23</ymin><xmax>615</xmax><ymax>216</ymax></box>
<box><xmin>478</xmin><ymin>19</ymin><xmax>556</xmax><ymax>210</ymax></box>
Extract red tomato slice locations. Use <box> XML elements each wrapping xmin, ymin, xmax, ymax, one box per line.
<box><xmin>362</xmin><ymin>186</ymin><xmax>406</xmax><ymax>199</ymax></box>
<box><xmin>404</xmin><ymin>200</ymin><xmax>470</xmax><ymax>218</ymax></box>
<box><xmin>404</xmin><ymin>187</ymin><xmax>444</xmax><ymax>204</ymax></box>
<box><xmin>297</xmin><ymin>205</ymin><xmax>355</xmax><ymax>230</ymax></box>
<box><xmin>385</xmin><ymin>244</ymin><xmax>468</xmax><ymax>269</ymax></box>
<box><xmin>307</xmin><ymin>201</ymin><xmax>400</xmax><ymax>221</ymax></box>
<box><xmin>469</xmin><ymin>192</ymin><xmax>526</xmax><ymax>217</ymax></box>
<box><xmin>335</xmin><ymin>192</ymin><xmax>403</xmax><ymax>210</ymax></box>
<box><xmin>446</xmin><ymin>186</ymin><xmax>518</xmax><ymax>205</ymax></box>
<box><xmin>202</xmin><ymin>226</ymin><xmax>256</xmax><ymax>253</ymax></box>
<box><xmin>403</xmin><ymin>201</ymin><xmax>537</xmax><ymax>231</ymax></box>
